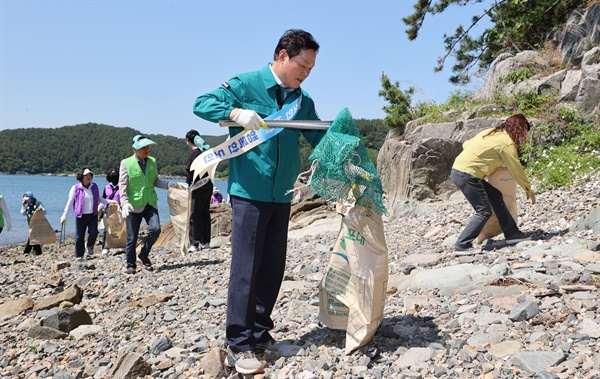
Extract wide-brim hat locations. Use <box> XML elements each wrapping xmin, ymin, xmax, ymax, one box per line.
<box><xmin>132</xmin><ymin>135</ymin><xmax>156</xmax><ymax>149</ymax></box>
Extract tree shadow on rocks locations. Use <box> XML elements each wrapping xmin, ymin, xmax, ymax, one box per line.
<box><xmin>481</xmin><ymin>228</ymin><xmax>570</xmax><ymax>251</ymax></box>
<box><xmin>157</xmin><ymin>258</ymin><xmax>224</xmax><ymax>272</ymax></box>
<box><xmin>292</xmin><ymin>314</ymin><xmax>443</xmax><ymax>357</ymax></box>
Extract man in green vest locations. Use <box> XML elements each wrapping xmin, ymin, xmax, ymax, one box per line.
<box><xmin>119</xmin><ymin>135</ymin><xmax>173</xmax><ymax>275</ymax></box>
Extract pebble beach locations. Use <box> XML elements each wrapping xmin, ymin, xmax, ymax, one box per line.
<box><xmin>1</xmin><ymin>174</ymin><xmax>599</xmax><ymax>379</ymax></box>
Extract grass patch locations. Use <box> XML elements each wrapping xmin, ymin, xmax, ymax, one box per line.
<box><xmin>522</xmin><ymin>108</ymin><xmax>600</xmax><ymax>190</ymax></box>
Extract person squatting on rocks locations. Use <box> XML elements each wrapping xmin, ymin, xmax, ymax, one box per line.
<box><xmin>0</xmin><ymin>193</ymin><xmax>12</xmax><ymax>235</ymax></box>
<box><xmin>193</xmin><ymin>29</ymin><xmax>325</xmax><ymax>375</ymax></box>
<box><xmin>451</xmin><ymin>114</ymin><xmax>536</xmax><ymax>253</ymax></box>
<box><xmin>100</xmin><ymin>169</ymin><xmax>122</xmax><ymax>255</ymax></box>
<box><xmin>21</xmin><ymin>191</ymin><xmax>45</xmax><ymax>255</ymax></box>
<box><xmin>60</xmin><ymin>168</ymin><xmax>115</xmax><ymax>260</ymax></box>
<box><xmin>119</xmin><ymin>135</ymin><xmax>173</xmax><ymax>274</ymax></box>
<box><xmin>185</xmin><ymin>129</ymin><xmax>213</xmax><ymax>252</ymax></box>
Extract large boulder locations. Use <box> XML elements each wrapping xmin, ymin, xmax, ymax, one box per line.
<box><xmin>378</xmin><ymin>117</ymin><xmax>504</xmax><ymax>214</ymax></box>
<box><xmin>555</xmin><ymin>4</ymin><xmax>600</xmax><ymax>65</ymax></box>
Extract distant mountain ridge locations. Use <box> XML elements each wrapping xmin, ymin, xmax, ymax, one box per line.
<box><xmin>0</xmin><ymin>123</ymin><xmax>228</xmax><ymax>176</ymax></box>
<box><xmin>0</xmin><ymin>119</ymin><xmax>387</xmax><ymax>176</ymax></box>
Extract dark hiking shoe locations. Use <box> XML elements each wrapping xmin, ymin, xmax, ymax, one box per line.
<box><xmin>505</xmin><ymin>232</ymin><xmax>532</xmax><ymax>245</ymax></box>
<box><xmin>255</xmin><ymin>340</ymin><xmax>274</xmax><ymax>355</ymax></box>
<box><xmin>138</xmin><ymin>254</ymin><xmax>153</xmax><ymax>270</ymax></box>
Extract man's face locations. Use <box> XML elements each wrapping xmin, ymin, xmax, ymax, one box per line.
<box><xmin>277</xmin><ymin>48</ymin><xmax>316</xmax><ymax>89</ymax></box>
<box><xmin>23</xmin><ymin>195</ymin><xmax>30</xmax><ymax>204</ymax></box>
<box><xmin>134</xmin><ymin>146</ymin><xmax>150</xmax><ymax>160</ymax></box>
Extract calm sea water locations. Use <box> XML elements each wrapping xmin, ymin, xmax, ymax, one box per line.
<box><xmin>0</xmin><ymin>174</ymin><xmax>227</xmax><ymax>248</ymax></box>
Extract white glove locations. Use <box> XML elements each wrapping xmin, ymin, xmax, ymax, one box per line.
<box><xmin>121</xmin><ymin>203</ymin><xmax>134</xmax><ymax>218</ymax></box>
<box><xmin>232</xmin><ymin>109</ymin><xmax>267</xmax><ymax>131</ymax></box>
<box><xmin>60</xmin><ymin>215</ymin><xmax>67</xmax><ymax>224</ymax></box>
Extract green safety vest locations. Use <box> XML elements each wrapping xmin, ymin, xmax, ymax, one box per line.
<box><xmin>123</xmin><ymin>156</ymin><xmax>158</xmax><ymax>208</ymax></box>
<box><xmin>0</xmin><ymin>195</ymin><xmax>4</xmax><ymax>228</ymax></box>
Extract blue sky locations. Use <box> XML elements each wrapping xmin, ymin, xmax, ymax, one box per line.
<box><xmin>1</xmin><ymin>1</ymin><xmax>491</xmax><ymax>137</ymax></box>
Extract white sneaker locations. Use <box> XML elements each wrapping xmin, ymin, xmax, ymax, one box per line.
<box><xmin>200</xmin><ymin>243</ymin><xmax>210</xmax><ymax>250</ymax></box>
<box><xmin>225</xmin><ymin>346</ymin><xmax>263</xmax><ymax>375</ymax></box>
<box><xmin>101</xmin><ymin>248</ymin><xmax>110</xmax><ymax>255</ymax></box>
<box><xmin>187</xmin><ymin>245</ymin><xmax>198</xmax><ymax>253</ymax></box>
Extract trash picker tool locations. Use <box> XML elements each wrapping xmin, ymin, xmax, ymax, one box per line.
<box><xmin>218</xmin><ymin>120</ymin><xmax>331</xmax><ymax>130</ymax></box>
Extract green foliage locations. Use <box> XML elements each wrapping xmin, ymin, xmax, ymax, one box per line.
<box><xmin>522</xmin><ymin>109</ymin><xmax>600</xmax><ymax>190</ymax></box>
<box><xmin>0</xmin><ymin>123</ymin><xmax>228</xmax><ymax>176</ymax></box>
<box><xmin>403</xmin><ymin>0</ymin><xmax>585</xmax><ymax>84</ymax></box>
<box><xmin>378</xmin><ymin>74</ymin><xmax>423</xmax><ymax>134</ymax></box>
<box><xmin>494</xmin><ymin>91</ymin><xmax>557</xmax><ymax>116</ymax></box>
<box><xmin>501</xmin><ymin>68</ymin><xmax>535</xmax><ymax>84</ymax></box>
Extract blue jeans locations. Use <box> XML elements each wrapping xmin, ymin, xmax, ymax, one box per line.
<box><xmin>451</xmin><ymin>169</ymin><xmax>519</xmax><ymax>248</ymax></box>
<box><xmin>226</xmin><ymin>196</ymin><xmax>290</xmax><ymax>353</ymax></box>
<box><xmin>125</xmin><ymin>205</ymin><xmax>161</xmax><ymax>268</ymax></box>
<box><xmin>75</xmin><ymin>213</ymin><xmax>98</xmax><ymax>257</ymax></box>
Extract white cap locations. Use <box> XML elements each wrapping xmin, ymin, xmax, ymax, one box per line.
<box><xmin>83</xmin><ymin>168</ymin><xmax>94</xmax><ymax>175</ymax></box>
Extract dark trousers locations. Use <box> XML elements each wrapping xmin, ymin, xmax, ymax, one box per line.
<box><xmin>75</xmin><ymin>213</ymin><xmax>98</xmax><ymax>258</ymax></box>
<box><xmin>125</xmin><ymin>205</ymin><xmax>161</xmax><ymax>268</ymax></box>
<box><xmin>226</xmin><ymin>196</ymin><xmax>291</xmax><ymax>353</ymax></box>
<box><xmin>451</xmin><ymin>169</ymin><xmax>519</xmax><ymax>248</ymax></box>
<box><xmin>24</xmin><ymin>239</ymin><xmax>42</xmax><ymax>255</ymax></box>
<box><xmin>189</xmin><ymin>188</ymin><xmax>212</xmax><ymax>246</ymax></box>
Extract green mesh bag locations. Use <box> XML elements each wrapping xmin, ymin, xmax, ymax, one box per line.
<box><xmin>308</xmin><ymin>108</ymin><xmax>387</xmax><ymax>215</ymax></box>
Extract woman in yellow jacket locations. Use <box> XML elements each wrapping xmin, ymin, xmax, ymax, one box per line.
<box><xmin>451</xmin><ymin>114</ymin><xmax>536</xmax><ymax>252</ymax></box>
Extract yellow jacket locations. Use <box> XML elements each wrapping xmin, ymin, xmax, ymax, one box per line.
<box><xmin>453</xmin><ymin>128</ymin><xmax>533</xmax><ymax>194</ymax></box>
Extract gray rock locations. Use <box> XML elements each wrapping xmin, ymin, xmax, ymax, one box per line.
<box><xmin>506</xmin><ymin>351</ymin><xmax>566</xmax><ymax>373</ymax></box>
<box><xmin>27</xmin><ymin>325</ymin><xmax>68</xmax><ymax>340</ymax></box>
<box><xmin>508</xmin><ymin>301</ymin><xmax>540</xmax><ymax>321</ymax></box>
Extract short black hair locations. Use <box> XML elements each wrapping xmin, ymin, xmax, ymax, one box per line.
<box><xmin>273</xmin><ymin>29</ymin><xmax>319</xmax><ymax>60</ymax></box>
<box><xmin>106</xmin><ymin>169</ymin><xmax>118</xmax><ymax>182</ymax></box>
<box><xmin>186</xmin><ymin>129</ymin><xmax>200</xmax><ymax>143</ymax></box>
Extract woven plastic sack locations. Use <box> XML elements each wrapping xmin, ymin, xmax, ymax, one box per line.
<box><xmin>167</xmin><ymin>182</ymin><xmax>191</xmax><ymax>255</ymax></box>
<box><xmin>319</xmin><ymin>204</ymin><xmax>388</xmax><ymax>354</ymax></box>
<box><xmin>29</xmin><ymin>211</ymin><xmax>56</xmax><ymax>245</ymax></box>
<box><xmin>477</xmin><ymin>166</ymin><xmax>518</xmax><ymax>243</ymax></box>
<box><xmin>308</xmin><ymin>108</ymin><xmax>386</xmax><ymax>215</ymax></box>
<box><xmin>104</xmin><ymin>204</ymin><xmax>126</xmax><ymax>249</ymax></box>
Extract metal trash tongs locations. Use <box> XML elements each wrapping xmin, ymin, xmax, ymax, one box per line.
<box><xmin>59</xmin><ymin>222</ymin><xmax>66</xmax><ymax>247</ymax></box>
<box><xmin>219</xmin><ymin>120</ymin><xmax>332</xmax><ymax>130</ymax></box>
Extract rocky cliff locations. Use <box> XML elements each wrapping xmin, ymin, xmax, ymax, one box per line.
<box><xmin>378</xmin><ymin>4</ymin><xmax>600</xmax><ymax>217</ymax></box>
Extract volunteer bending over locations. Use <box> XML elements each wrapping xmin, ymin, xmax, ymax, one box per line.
<box><xmin>451</xmin><ymin>114</ymin><xmax>536</xmax><ymax>252</ymax></box>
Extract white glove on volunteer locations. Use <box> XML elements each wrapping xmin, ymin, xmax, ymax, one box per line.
<box><xmin>60</xmin><ymin>215</ymin><xmax>67</xmax><ymax>225</ymax></box>
<box><xmin>232</xmin><ymin>109</ymin><xmax>267</xmax><ymax>131</ymax></box>
<box><xmin>121</xmin><ymin>203</ymin><xmax>134</xmax><ymax>218</ymax></box>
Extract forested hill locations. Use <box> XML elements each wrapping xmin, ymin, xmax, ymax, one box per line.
<box><xmin>0</xmin><ymin>123</ymin><xmax>228</xmax><ymax>177</ymax></box>
<box><xmin>0</xmin><ymin>119</ymin><xmax>387</xmax><ymax>176</ymax></box>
